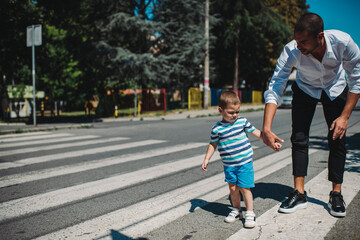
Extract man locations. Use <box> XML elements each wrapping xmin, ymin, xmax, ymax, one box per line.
<box><xmin>262</xmin><ymin>13</ymin><xmax>360</xmax><ymax>217</ymax></box>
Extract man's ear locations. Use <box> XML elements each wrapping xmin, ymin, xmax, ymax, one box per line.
<box><xmin>218</xmin><ymin>106</ymin><xmax>223</xmax><ymax>113</ymax></box>
<box><xmin>317</xmin><ymin>32</ymin><xmax>324</xmax><ymax>40</ymax></box>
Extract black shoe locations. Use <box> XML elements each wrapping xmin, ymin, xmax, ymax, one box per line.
<box><xmin>328</xmin><ymin>191</ymin><xmax>346</xmax><ymax>217</ymax></box>
<box><xmin>279</xmin><ymin>190</ymin><xmax>307</xmax><ymax>213</ymax></box>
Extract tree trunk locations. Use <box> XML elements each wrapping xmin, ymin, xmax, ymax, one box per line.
<box><xmin>233</xmin><ymin>28</ymin><xmax>240</xmax><ymax>94</ymax></box>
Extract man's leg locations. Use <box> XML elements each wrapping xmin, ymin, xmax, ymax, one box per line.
<box><xmin>321</xmin><ymin>87</ymin><xmax>347</xmax><ymax>188</ymax></box>
<box><xmin>291</xmin><ymin>83</ymin><xmax>318</xmax><ymax>189</ymax></box>
<box><xmin>294</xmin><ymin>176</ymin><xmax>305</xmax><ymax>193</ymax></box>
<box><xmin>279</xmin><ymin>82</ymin><xmax>317</xmax><ymax>213</ymax></box>
<box><xmin>321</xmin><ymin>87</ymin><xmax>348</xmax><ymax>217</ymax></box>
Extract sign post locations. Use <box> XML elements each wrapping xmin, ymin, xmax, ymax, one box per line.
<box><xmin>26</xmin><ymin>24</ymin><xmax>42</xmax><ymax>126</ymax></box>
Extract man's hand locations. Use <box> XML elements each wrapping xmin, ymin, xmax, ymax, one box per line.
<box><xmin>330</xmin><ymin>116</ymin><xmax>348</xmax><ymax>140</ymax></box>
<box><xmin>261</xmin><ymin>130</ymin><xmax>284</xmax><ymax>152</ymax></box>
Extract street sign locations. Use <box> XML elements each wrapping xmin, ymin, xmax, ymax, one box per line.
<box><xmin>26</xmin><ymin>24</ymin><xmax>42</xmax><ymax>126</ymax></box>
<box><xmin>26</xmin><ymin>24</ymin><xmax>42</xmax><ymax>47</ymax></box>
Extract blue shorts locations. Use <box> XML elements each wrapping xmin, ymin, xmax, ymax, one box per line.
<box><xmin>224</xmin><ymin>162</ymin><xmax>254</xmax><ymax>188</ymax></box>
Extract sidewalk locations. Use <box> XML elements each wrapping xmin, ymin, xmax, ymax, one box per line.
<box><xmin>0</xmin><ymin>104</ymin><xmax>265</xmax><ymax>135</ymax></box>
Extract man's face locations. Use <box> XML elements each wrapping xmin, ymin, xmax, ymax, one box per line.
<box><xmin>219</xmin><ymin>103</ymin><xmax>240</xmax><ymax>123</ymax></box>
<box><xmin>294</xmin><ymin>31</ymin><xmax>322</xmax><ymax>55</ymax></box>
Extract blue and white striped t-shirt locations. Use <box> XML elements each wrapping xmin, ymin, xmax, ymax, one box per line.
<box><xmin>210</xmin><ymin>117</ymin><xmax>256</xmax><ymax>167</ymax></box>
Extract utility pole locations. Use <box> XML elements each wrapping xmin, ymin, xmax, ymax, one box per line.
<box><xmin>27</xmin><ymin>24</ymin><xmax>42</xmax><ymax>126</ymax></box>
<box><xmin>203</xmin><ymin>0</ymin><xmax>210</xmax><ymax>109</ymax></box>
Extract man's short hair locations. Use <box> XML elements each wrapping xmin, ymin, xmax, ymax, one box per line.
<box><xmin>219</xmin><ymin>91</ymin><xmax>240</xmax><ymax>109</ymax></box>
<box><xmin>294</xmin><ymin>12</ymin><xmax>324</xmax><ymax>37</ymax></box>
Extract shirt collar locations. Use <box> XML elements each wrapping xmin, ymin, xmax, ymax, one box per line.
<box><xmin>323</xmin><ymin>32</ymin><xmax>337</xmax><ymax>61</ymax></box>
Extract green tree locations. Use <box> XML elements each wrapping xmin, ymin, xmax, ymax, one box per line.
<box><xmin>265</xmin><ymin>0</ymin><xmax>309</xmax><ymax>30</ymax></box>
<box><xmin>152</xmin><ymin>0</ymin><xmax>216</xmax><ymax>106</ymax></box>
<box><xmin>0</xmin><ymin>1</ymin><xmax>38</xmax><ymax>94</ymax></box>
<box><xmin>210</xmin><ymin>0</ymin><xmax>294</xmax><ymax>91</ymax></box>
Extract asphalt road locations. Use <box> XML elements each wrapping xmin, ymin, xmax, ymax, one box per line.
<box><xmin>0</xmin><ymin>106</ymin><xmax>359</xmax><ymax>239</ymax></box>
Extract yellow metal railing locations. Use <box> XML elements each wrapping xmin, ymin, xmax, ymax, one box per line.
<box><xmin>188</xmin><ymin>87</ymin><xmax>202</xmax><ymax>110</ymax></box>
<box><xmin>252</xmin><ymin>90</ymin><xmax>263</xmax><ymax>104</ymax></box>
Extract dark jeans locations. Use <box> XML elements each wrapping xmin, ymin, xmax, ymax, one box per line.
<box><xmin>291</xmin><ymin>82</ymin><xmax>348</xmax><ymax>184</ymax></box>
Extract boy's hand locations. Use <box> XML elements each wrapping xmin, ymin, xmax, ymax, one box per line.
<box><xmin>202</xmin><ymin>159</ymin><xmax>210</xmax><ymax>171</ymax></box>
<box><xmin>274</xmin><ymin>142</ymin><xmax>282</xmax><ymax>152</ymax></box>
<box><xmin>262</xmin><ymin>130</ymin><xmax>284</xmax><ymax>151</ymax></box>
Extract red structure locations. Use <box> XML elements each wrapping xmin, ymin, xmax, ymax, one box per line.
<box><xmin>141</xmin><ymin>89</ymin><xmax>167</xmax><ymax>112</ymax></box>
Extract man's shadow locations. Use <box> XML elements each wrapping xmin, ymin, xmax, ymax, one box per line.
<box><xmin>344</xmin><ymin>132</ymin><xmax>360</xmax><ymax>173</ymax></box>
<box><xmin>253</xmin><ymin>182</ymin><xmax>327</xmax><ymax>209</ymax></box>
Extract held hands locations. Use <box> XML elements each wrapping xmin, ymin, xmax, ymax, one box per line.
<box><xmin>273</xmin><ymin>142</ymin><xmax>283</xmax><ymax>151</ymax></box>
<box><xmin>330</xmin><ymin>116</ymin><xmax>348</xmax><ymax>140</ymax></box>
<box><xmin>261</xmin><ymin>130</ymin><xmax>284</xmax><ymax>152</ymax></box>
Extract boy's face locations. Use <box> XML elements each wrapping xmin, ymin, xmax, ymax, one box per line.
<box><xmin>219</xmin><ymin>103</ymin><xmax>240</xmax><ymax>123</ymax></box>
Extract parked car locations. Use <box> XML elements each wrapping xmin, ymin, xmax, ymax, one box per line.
<box><xmin>279</xmin><ymin>81</ymin><xmax>294</xmax><ymax>108</ymax></box>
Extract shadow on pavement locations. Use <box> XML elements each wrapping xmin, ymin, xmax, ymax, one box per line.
<box><xmin>253</xmin><ymin>182</ymin><xmax>293</xmax><ymax>202</ymax></box>
<box><xmin>189</xmin><ymin>199</ymin><xmax>232</xmax><ymax>217</ymax></box>
<box><xmin>105</xmin><ymin>229</ymin><xmax>148</xmax><ymax>240</ymax></box>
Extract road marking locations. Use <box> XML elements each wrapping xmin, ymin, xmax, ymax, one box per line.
<box><xmin>0</xmin><ymin>142</ymin><xmax>208</xmax><ymax>188</ymax></box>
<box><xmin>0</xmin><ymin>131</ymin><xmax>50</xmax><ymax>139</ymax></box>
<box><xmin>0</xmin><ymin>152</ymin><xmax>221</xmax><ymax>221</ymax></box>
<box><xmin>227</xmin><ymin>152</ymin><xmax>360</xmax><ymax>240</ymax></box>
<box><xmin>34</xmin><ymin>149</ymin><xmax>296</xmax><ymax>239</ymax></box>
<box><xmin>0</xmin><ymin>139</ymin><xmax>165</xmax><ymax>170</ymax></box>
<box><xmin>0</xmin><ymin>135</ymin><xmax>100</xmax><ymax>149</ymax></box>
<box><xmin>0</xmin><ymin>133</ymin><xmax>73</xmax><ymax>143</ymax></box>
<box><xmin>0</xmin><ymin>135</ymin><xmax>109</xmax><ymax>155</ymax></box>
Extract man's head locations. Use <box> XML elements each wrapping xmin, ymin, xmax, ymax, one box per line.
<box><xmin>294</xmin><ymin>13</ymin><xmax>325</xmax><ymax>55</ymax></box>
<box><xmin>218</xmin><ymin>91</ymin><xmax>241</xmax><ymax>123</ymax></box>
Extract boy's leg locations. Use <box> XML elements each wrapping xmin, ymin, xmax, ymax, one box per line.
<box><xmin>239</xmin><ymin>187</ymin><xmax>253</xmax><ymax>211</ymax></box>
<box><xmin>228</xmin><ymin>183</ymin><xmax>241</xmax><ymax>210</ymax></box>
<box><xmin>224</xmin><ymin>183</ymin><xmax>241</xmax><ymax>223</ymax></box>
<box><xmin>239</xmin><ymin>187</ymin><xmax>256</xmax><ymax>228</ymax></box>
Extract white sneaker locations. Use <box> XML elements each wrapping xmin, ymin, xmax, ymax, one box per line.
<box><xmin>224</xmin><ymin>210</ymin><xmax>240</xmax><ymax>223</ymax></box>
<box><xmin>244</xmin><ymin>211</ymin><xmax>256</xmax><ymax>228</ymax></box>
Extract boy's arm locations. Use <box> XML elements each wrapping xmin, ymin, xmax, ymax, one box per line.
<box><xmin>249</xmin><ymin>129</ymin><xmax>282</xmax><ymax>151</ymax></box>
<box><xmin>248</xmin><ymin>129</ymin><xmax>262</xmax><ymax>140</ymax></box>
<box><xmin>202</xmin><ymin>142</ymin><xmax>217</xmax><ymax>171</ymax></box>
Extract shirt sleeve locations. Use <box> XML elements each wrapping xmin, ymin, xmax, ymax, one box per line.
<box><xmin>342</xmin><ymin>36</ymin><xmax>360</xmax><ymax>94</ymax></box>
<box><xmin>210</xmin><ymin>126</ymin><xmax>219</xmax><ymax>144</ymax></box>
<box><xmin>244</xmin><ymin>118</ymin><xmax>256</xmax><ymax>133</ymax></box>
<box><xmin>264</xmin><ymin>41</ymin><xmax>297</xmax><ymax>105</ymax></box>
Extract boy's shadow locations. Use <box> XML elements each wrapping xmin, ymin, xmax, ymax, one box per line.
<box><xmin>189</xmin><ymin>199</ymin><xmax>231</xmax><ymax>216</ymax></box>
<box><xmin>190</xmin><ymin>182</ymin><xmax>327</xmax><ymax>215</ymax></box>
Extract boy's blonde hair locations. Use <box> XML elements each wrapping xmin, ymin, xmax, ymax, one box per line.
<box><xmin>218</xmin><ymin>91</ymin><xmax>240</xmax><ymax>109</ymax></box>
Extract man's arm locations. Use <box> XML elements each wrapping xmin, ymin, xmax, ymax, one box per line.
<box><xmin>330</xmin><ymin>92</ymin><xmax>360</xmax><ymax>140</ymax></box>
<box><xmin>262</xmin><ymin>103</ymin><xmax>284</xmax><ymax>150</ymax></box>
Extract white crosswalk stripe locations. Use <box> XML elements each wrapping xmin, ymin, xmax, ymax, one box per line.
<box><xmin>0</xmin><ymin>131</ymin><xmax>50</xmax><ymax>139</ymax></box>
<box><xmin>0</xmin><ymin>132</ymin><xmax>73</xmax><ymax>143</ymax></box>
<box><xmin>0</xmin><ymin>139</ymin><xmax>165</xmax><ymax>169</ymax></box>
<box><xmin>0</xmin><ymin>134</ymin><xmax>99</xmax><ymax>150</ymax></box>
<box><xmin>0</xmin><ymin>142</ymin><xmax>207</xmax><ymax>188</ymax></box>
<box><xmin>0</xmin><ymin>129</ymin><xmax>358</xmax><ymax>240</ymax></box>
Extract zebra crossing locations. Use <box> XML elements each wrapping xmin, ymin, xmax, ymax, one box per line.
<box><xmin>0</xmin><ymin>130</ymin><xmax>359</xmax><ymax>240</ymax></box>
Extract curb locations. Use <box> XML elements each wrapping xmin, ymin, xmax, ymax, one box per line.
<box><xmin>0</xmin><ymin>105</ymin><xmax>265</xmax><ymax>135</ymax></box>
